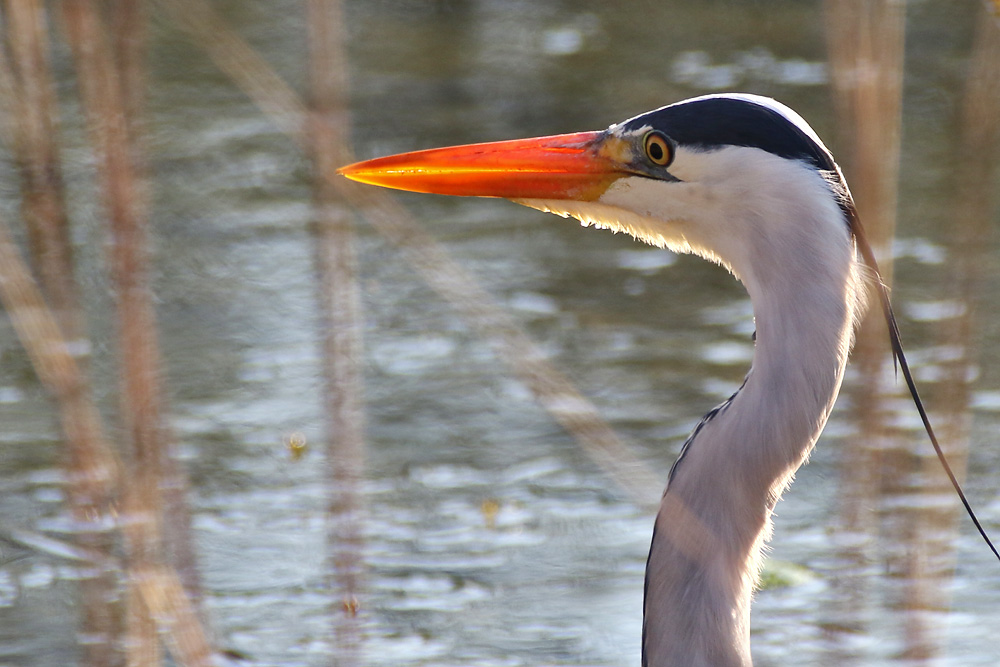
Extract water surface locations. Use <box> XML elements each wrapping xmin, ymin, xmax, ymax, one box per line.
<box><xmin>1</xmin><ymin>1</ymin><xmax>998</xmax><ymax>665</ymax></box>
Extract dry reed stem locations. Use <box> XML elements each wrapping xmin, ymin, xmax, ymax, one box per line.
<box><xmin>156</xmin><ymin>0</ymin><xmax>663</xmax><ymax>510</ymax></box>
<box><xmin>0</xmin><ymin>219</ymin><xmax>118</xmax><ymax>511</ymax></box>
<box><xmin>823</xmin><ymin>0</ymin><xmax>910</xmax><ymax>657</ymax></box>
<box><xmin>958</xmin><ymin>6</ymin><xmax>1000</xmax><ymax>190</ymax></box>
<box><xmin>135</xmin><ymin>566</ymin><xmax>214</xmax><ymax>667</ymax></box>
<box><xmin>3</xmin><ymin>0</ymin><xmax>81</xmax><ymax>338</ymax></box>
<box><xmin>60</xmin><ymin>1</ymin><xmax>211</xmax><ymax>663</ymax></box>
<box><xmin>305</xmin><ymin>0</ymin><xmax>367</xmax><ymax>663</ymax></box>
<box><xmin>2</xmin><ymin>3</ymin><xmax>126</xmax><ymax>664</ymax></box>
<box><xmin>825</xmin><ymin>0</ymin><xmax>906</xmax><ymax>247</ymax></box>
<box><xmin>111</xmin><ymin>0</ymin><xmax>205</xmax><ymax>615</ymax></box>
<box><xmin>109</xmin><ymin>0</ymin><xmax>148</xmax><ymax>129</ymax></box>
<box><xmin>0</xmin><ymin>26</ymin><xmax>13</xmax><ymax>115</ymax></box>
<box><xmin>824</xmin><ymin>0</ymin><xmax>907</xmax><ymax>498</ymax></box>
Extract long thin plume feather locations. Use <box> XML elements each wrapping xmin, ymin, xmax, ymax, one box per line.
<box><xmin>850</xmin><ymin>209</ymin><xmax>1000</xmax><ymax>563</ymax></box>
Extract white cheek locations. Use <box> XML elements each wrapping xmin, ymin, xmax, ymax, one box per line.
<box><xmin>597</xmin><ymin>177</ymin><xmax>722</xmax><ymax>258</ymax></box>
<box><xmin>598</xmin><ymin>178</ymin><xmax>653</xmax><ymax>216</ymax></box>
<box><xmin>600</xmin><ymin>175</ymin><xmax>713</xmax><ymax>223</ymax></box>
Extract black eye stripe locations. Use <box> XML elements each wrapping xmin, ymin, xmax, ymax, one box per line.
<box><xmin>624</xmin><ymin>96</ymin><xmax>836</xmax><ymax>173</ymax></box>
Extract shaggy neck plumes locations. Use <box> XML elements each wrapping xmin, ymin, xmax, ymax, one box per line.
<box><xmin>641</xmin><ymin>210</ymin><xmax>859</xmax><ymax>667</ymax></box>
<box><xmin>642</xmin><ymin>250</ymin><xmax>858</xmax><ymax>666</ymax></box>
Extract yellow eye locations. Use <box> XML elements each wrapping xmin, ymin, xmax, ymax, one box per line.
<box><xmin>643</xmin><ymin>131</ymin><xmax>673</xmax><ymax>167</ymax></box>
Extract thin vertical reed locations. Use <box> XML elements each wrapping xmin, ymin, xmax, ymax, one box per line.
<box><xmin>825</xmin><ymin>0</ymin><xmax>906</xmax><ymax>384</ymax></box>
<box><xmin>60</xmin><ymin>2</ymin><xmax>163</xmax><ymax>663</ymax></box>
<box><xmin>826</xmin><ymin>0</ymin><xmax>906</xmax><ymax>272</ymax></box>
<box><xmin>109</xmin><ymin>0</ymin><xmax>148</xmax><ymax>127</ymax></box>
<box><xmin>112</xmin><ymin>0</ymin><xmax>205</xmax><ymax>615</ymax></box>
<box><xmin>824</xmin><ymin>4</ymin><xmax>907</xmax><ymax>487</ymax></box>
<box><xmin>306</xmin><ymin>2</ymin><xmax>367</xmax><ymax>662</ymax></box>
<box><xmin>2</xmin><ymin>4</ymin><xmax>120</xmax><ymax>665</ymax></box>
<box><xmin>823</xmin><ymin>0</ymin><xmax>908</xmax><ymax>658</ymax></box>
<box><xmin>60</xmin><ymin>2</ymin><xmax>211</xmax><ymax>665</ymax></box>
<box><xmin>3</xmin><ymin>1</ymin><xmax>80</xmax><ymax>337</ymax></box>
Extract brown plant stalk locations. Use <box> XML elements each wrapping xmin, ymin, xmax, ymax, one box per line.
<box><xmin>60</xmin><ymin>1</ymin><xmax>211</xmax><ymax>664</ymax></box>
<box><xmin>306</xmin><ymin>1</ymin><xmax>368</xmax><ymax>662</ymax></box>
<box><xmin>1</xmin><ymin>3</ymin><xmax>120</xmax><ymax>664</ymax></box>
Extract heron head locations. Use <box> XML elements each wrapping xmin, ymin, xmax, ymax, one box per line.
<box><xmin>339</xmin><ymin>94</ymin><xmax>853</xmax><ymax>280</ymax></box>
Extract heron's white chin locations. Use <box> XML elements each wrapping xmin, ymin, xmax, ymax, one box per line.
<box><xmin>513</xmin><ymin>196</ymin><xmax>729</xmax><ymax>271</ymax></box>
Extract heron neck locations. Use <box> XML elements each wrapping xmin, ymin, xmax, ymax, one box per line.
<box><xmin>642</xmin><ymin>239</ymin><xmax>858</xmax><ymax>667</ymax></box>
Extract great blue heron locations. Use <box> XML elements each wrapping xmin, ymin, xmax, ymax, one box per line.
<box><xmin>339</xmin><ymin>94</ymin><xmax>995</xmax><ymax>666</ymax></box>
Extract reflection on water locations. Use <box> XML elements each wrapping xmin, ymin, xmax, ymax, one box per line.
<box><xmin>1</xmin><ymin>1</ymin><xmax>999</xmax><ymax>666</ymax></box>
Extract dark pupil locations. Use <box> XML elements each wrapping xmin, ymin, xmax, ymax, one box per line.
<box><xmin>649</xmin><ymin>141</ymin><xmax>664</xmax><ymax>161</ymax></box>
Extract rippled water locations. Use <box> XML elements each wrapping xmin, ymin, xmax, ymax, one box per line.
<box><xmin>1</xmin><ymin>1</ymin><xmax>999</xmax><ymax>666</ymax></box>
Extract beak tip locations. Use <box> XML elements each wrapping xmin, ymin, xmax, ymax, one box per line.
<box><xmin>337</xmin><ymin>164</ymin><xmax>365</xmax><ymax>183</ymax></box>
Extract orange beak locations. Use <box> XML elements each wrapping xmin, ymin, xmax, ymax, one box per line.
<box><xmin>338</xmin><ymin>130</ymin><xmax>629</xmax><ymax>201</ymax></box>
